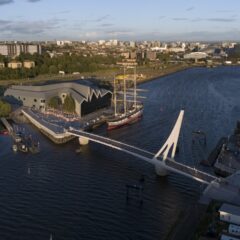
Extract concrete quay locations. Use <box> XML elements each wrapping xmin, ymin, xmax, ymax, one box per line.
<box><xmin>22</xmin><ymin>109</ymin><xmax>75</xmax><ymax>144</ymax></box>
<box><xmin>0</xmin><ymin>117</ymin><xmax>13</xmax><ymax>134</ymax></box>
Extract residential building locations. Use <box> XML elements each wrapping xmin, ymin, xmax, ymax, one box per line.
<box><xmin>111</xmin><ymin>39</ymin><xmax>118</xmax><ymax>46</ymax></box>
<box><xmin>98</xmin><ymin>40</ymin><xmax>105</xmax><ymax>45</ymax></box>
<box><xmin>136</xmin><ymin>51</ymin><xmax>145</xmax><ymax>61</ymax></box>
<box><xmin>28</xmin><ymin>45</ymin><xmax>41</xmax><ymax>55</ymax></box>
<box><xmin>121</xmin><ymin>52</ymin><xmax>130</xmax><ymax>59</ymax></box>
<box><xmin>184</xmin><ymin>52</ymin><xmax>208</xmax><ymax>60</ymax></box>
<box><xmin>0</xmin><ymin>62</ymin><xmax>5</xmax><ymax>69</ymax></box>
<box><xmin>146</xmin><ymin>51</ymin><xmax>157</xmax><ymax>60</ymax></box>
<box><xmin>129</xmin><ymin>41</ymin><xmax>135</xmax><ymax>48</ymax></box>
<box><xmin>56</xmin><ymin>40</ymin><xmax>72</xmax><ymax>46</ymax></box>
<box><xmin>23</xmin><ymin>60</ymin><xmax>35</xmax><ymax>69</ymax></box>
<box><xmin>130</xmin><ymin>51</ymin><xmax>136</xmax><ymax>59</ymax></box>
<box><xmin>0</xmin><ymin>45</ymin><xmax>8</xmax><ymax>56</ymax></box>
<box><xmin>8</xmin><ymin>61</ymin><xmax>22</xmax><ymax>69</ymax></box>
<box><xmin>0</xmin><ymin>44</ymin><xmax>41</xmax><ymax>57</ymax></box>
<box><xmin>168</xmin><ymin>47</ymin><xmax>185</xmax><ymax>53</ymax></box>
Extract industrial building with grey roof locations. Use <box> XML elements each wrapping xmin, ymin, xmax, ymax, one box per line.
<box><xmin>4</xmin><ymin>82</ymin><xmax>112</xmax><ymax>117</ymax></box>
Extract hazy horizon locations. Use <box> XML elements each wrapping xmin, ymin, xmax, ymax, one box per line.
<box><xmin>0</xmin><ymin>0</ymin><xmax>240</xmax><ymax>42</ymax></box>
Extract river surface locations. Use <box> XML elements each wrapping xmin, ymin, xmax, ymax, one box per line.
<box><xmin>0</xmin><ymin>66</ymin><xmax>240</xmax><ymax>240</ymax></box>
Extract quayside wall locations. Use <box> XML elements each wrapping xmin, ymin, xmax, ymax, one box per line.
<box><xmin>22</xmin><ymin>110</ymin><xmax>75</xmax><ymax>144</ymax></box>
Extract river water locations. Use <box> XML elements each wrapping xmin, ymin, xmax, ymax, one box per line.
<box><xmin>0</xmin><ymin>66</ymin><xmax>240</xmax><ymax>239</ymax></box>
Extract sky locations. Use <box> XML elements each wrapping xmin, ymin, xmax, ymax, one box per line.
<box><xmin>0</xmin><ymin>0</ymin><xmax>240</xmax><ymax>41</ymax></box>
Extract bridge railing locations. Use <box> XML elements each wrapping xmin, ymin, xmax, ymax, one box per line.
<box><xmin>165</xmin><ymin>159</ymin><xmax>216</xmax><ymax>182</ymax></box>
<box><xmin>165</xmin><ymin>158</ymin><xmax>216</xmax><ymax>183</ymax></box>
<box><xmin>68</xmin><ymin>129</ymin><xmax>155</xmax><ymax>159</ymax></box>
<box><xmin>69</xmin><ymin>128</ymin><xmax>217</xmax><ymax>183</ymax></box>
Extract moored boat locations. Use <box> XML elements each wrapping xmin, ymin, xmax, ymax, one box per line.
<box><xmin>0</xmin><ymin>129</ymin><xmax>8</xmax><ymax>135</ymax></box>
<box><xmin>18</xmin><ymin>143</ymin><xmax>28</xmax><ymax>153</ymax></box>
<box><xmin>107</xmin><ymin>66</ymin><xmax>144</xmax><ymax>130</ymax></box>
<box><xmin>12</xmin><ymin>144</ymin><xmax>18</xmax><ymax>152</ymax></box>
<box><xmin>107</xmin><ymin>105</ymin><xmax>143</xmax><ymax>130</ymax></box>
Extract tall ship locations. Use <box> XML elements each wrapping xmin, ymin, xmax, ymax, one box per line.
<box><xmin>107</xmin><ymin>66</ymin><xmax>144</xmax><ymax>130</ymax></box>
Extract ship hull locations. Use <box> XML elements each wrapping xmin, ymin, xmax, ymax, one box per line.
<box><xmin>107</xmin><ymin>109</ymin><xmax>143</xmax><ymax>130</ymax></box>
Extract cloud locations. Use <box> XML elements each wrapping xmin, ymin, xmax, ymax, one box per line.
<box><xmin>0</xmin><ymin>18</ymin><xmax>62</xmax><ymax>36</ymax></box>
<box><xmin>191</xmin><ymin>18</ymin><xmax>202</xmax><ymax>22</ymax></box>
<box><xmin>159</xmin><ymin>16</ymin><xmax>166</xmax><ymax>20</ymax></box>
<box><xmin>206</xmin><ymin>18</ymin><xmax>236</xmax><ymax>22</ymax></box>
<box><xmin>105</xmin><ymin>29</ymin><xmax>135</xmax><ymax>37</ymax></box>
<box><xmin>186</xmin><ymin>6</ymin><xmax>194</xmax><ymax>11</ymax></box>
<box><xmin>55</xmin><ymin>10</ymin><xmax>71</xmax><ymax>14</ymax></box>
<box><xmin>191</xmin><ymin>17</ymin><xmax>237</xmax><ymax>23</ymax></box>
<box><xmin>99</xmin><ymin>23</ymin><xmax>114</xmax><ymax>27</ymax></box>
<box><xmin>82</xmin><ymin>15</ymin><xmax>111</xmax><ymax>26</ymax></box>
<box><xmin>172</xmin><ymin>18</ymin><xmax>188</xmax><ymax>21</ymax></box>
<box><xmin>27</xmin><ymin>0</ymin><xmax>41</xmax><ymax>2</ymax></box>
<box><xmin>94</xmin><ymin>14</ymin><xmax>110</xmax><ymax>22</ymax></box>
<box><xmin>0</xmin><ymin>0</ymin><xmax>14</xmax><ymax>5</ymax></box>
<box><xmin>128</xmin><ymin>30</ymin><xmax>240</xmax><ymax>42</ymax></box>
<box><xmin>0</xmin><ymin>19</ymin><xmax>11</xmax><ymax>24</ymax></box>
<box><xmin>216</xmin><ymin>10</ymin><xmax>234</xmax><ymax>13</ymax></box>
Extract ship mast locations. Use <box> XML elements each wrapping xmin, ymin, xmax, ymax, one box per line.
<box><xmin>123</xmin><ymin>66</ymin><xmax>127</xmax><ymax>115</ymax></box>
<box><xmin>113</xmin><ymin>75</ymin><xmax>117</xmax><ymax>116</ymax></box>
<box><xmin>133</xmin><ymin>66</ymin><xmax>137</xmax><ymax>110</ymax></box>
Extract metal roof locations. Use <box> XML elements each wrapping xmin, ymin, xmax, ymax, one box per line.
<box><xmin>4</xmin><ymin>82</ymin><xmax>111</xmax><ymax>104</ymax></box>
<box><xmin>219</xmin><ymin>203</ymin><xmax>240</xmax><ymax>216</ymax></box>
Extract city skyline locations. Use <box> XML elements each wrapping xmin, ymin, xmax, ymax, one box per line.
<box><xmin>0</xmin><ymin>0</ymin><xmax>240</xmax><ymax>41</ymax></box>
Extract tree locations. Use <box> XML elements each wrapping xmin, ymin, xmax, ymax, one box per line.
<box><xmin>228</xmin><ymin>44</ymin><xmax>240</xmax><ymax>60</ymax></box>
<box><xmin>49</xmin><ymin>65</ymin><xmax>58</xmax><ymax>74</ymax></box>
<box><xmin>0</xmin><ymin>100</ymin><xmax>11</xmax><ymax>117</ymax></box>
<box><xmin>48</xmin><ymin>96</ymin><xmax>61</xmax><ymax>109</ymax></box>
<box><xmin>63</xmin><ymin>94</ymin><xmax>75</xmax><ymax>113</ymax></box>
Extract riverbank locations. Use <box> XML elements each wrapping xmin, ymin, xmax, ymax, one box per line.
<box><xmin>0</xmin><ymin>63</ymin><xmax>199</xmax><ymax>87</ymax></box>
<box><xmin>137</xmin><ymin>63</ymin><xmax>193</xmax><ymax>84</ymax></box>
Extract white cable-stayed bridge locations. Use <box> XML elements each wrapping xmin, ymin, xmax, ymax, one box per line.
<box><xmin>68</xmin><ymin>110</ymin><xmax>217</xmax><ymax>185</ymax></box>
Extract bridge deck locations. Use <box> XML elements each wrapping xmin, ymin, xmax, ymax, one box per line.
<box><xmin>68</xmin><ymin>129</ymin><xmax>155</xmax><ymax>159</ymax></box>
<box><xmin>69</xmin><ymin>129</ymin><xmax>217</xmax><ymax>184</ymax></box>
<box><xmin>165</xmin><ymin>158</ymin><xmax>216</xmax><ymax>183</ymax></box>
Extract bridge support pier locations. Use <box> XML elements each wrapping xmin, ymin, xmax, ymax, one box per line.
<box><xmin>79</xmin><ymin>137</ymin><xmax>89</xmax><ymax>145</ymax></box>
<box><xmin>154</xmin><ymin>161</ymin><xmax>168</xmax><ymax>176</ymax></box>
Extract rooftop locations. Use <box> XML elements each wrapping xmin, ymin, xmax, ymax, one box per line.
<box><xmin>219</xmin><ymin>203</ymin><xmax>240</xmax><ymax>216</ymax></box>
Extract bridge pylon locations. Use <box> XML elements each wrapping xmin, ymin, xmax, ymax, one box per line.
<box><xmin>153</xmin><ymin>110</ymin><xmax>184</xmax><ymax>176</ymax></box>
<box><xmin>79</xmin><ymin>136</ymin><xmax>89</xmax><ymax>145</ymax></box>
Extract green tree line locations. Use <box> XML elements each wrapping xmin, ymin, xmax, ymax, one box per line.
<box><xmin>228</xmin><ymin>44</ymin><xmax>240</xmax><ymax>60</ymax></box>
<box><xmin>0</xmin><ymin>52</ymin><xmax>119</xmax><ymax>80</ymax></box>
<box><xmin>0</xmin><ymin>100</ymin><xmax>11</xmax><ymax>117</ymax></box>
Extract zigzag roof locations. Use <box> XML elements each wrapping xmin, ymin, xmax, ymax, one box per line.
<box><xmin>5</xmin><ymin>82</ymin><xmax>111</xmax><ymax>104</ymax></box>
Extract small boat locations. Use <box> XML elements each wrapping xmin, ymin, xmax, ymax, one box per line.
<box><xmin>75</xmin><ymin>148</ymin><xmax>81</xmax><ymax>154</ymax></box>
<box><xmin>18</xmin><ymin>143</ymin><xmax>28</xmax><ymax>153</ymax></box>
<box><xmin>0</xmin><ymin>129</ymin><xmax>8</xmax><ymax>135</ymax></box>
<box><xmin>14</xmin><ymin>135</ymin><xmax>22</xmax><ymax>143</ymax></box>
<box><xmin>29</xmin><ymin>142</ymin><xmax>40</xmax><ymax>154</ymax></box>
<box><xmin>12</xmin><ymin>144</ymin><xmax>18</xmax><ymax>152</ymax></box>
